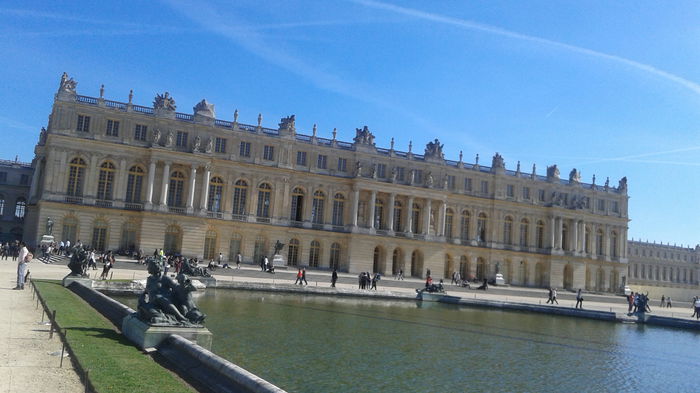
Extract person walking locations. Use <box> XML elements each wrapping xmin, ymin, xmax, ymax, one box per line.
<box><xmin>692</xmin><ymin>296</ymin><xmax>699</xmax><ymax>318</ymax></box>
<box><xmin>263</xmin><ymin>255</ymin><xmax>269</xmax><ymax>272</ymax></box>
<box><xmin>371</xmin><ymin>273</ymin><xmax>380</xmax><ymax>290</ymax></box>
<box><xmin>295</xmin><ymin>268</ymin><xmax>303</xmax><ymax>285</ymax></box>
<box><xmin>546</xmin><ymin>287</ymin><xmax>553</xmax><ymax>304</ymax></box>
<box><xmin>666</xmin><ymin>296</ymin><xmax>672</xmax><ymax>308</ymax></box>
<box><xmin>14</xmin><ymin>242</ymin><xmax>29</xmax><ymax>290</ymax></box>
<box><xmin>260</xmin><ymin>256</ymin><xmax>265</xmax><ymax>271</ymax></box>
<box><xmin>660</xmin><ymin>295</ymin><xmax>666</xmax><ymax>308</ymax></box>
<box><xmin>694</xmin><ymin>297</ymin><xmax>700</xmax><ymax>320</ymax></box>
<box><xmin>575</xmin><ymin>289</ymin><xmax>584</xmax><ymax>309</ymax></box>
<box><xmin>301</xmin><ymin>268</ymin><xmax>308</xmax><ymax>285</ymax></box>
<box><xmin>331</xmin><ymin>269</ymin><xmax>338</xmax><ymax>288</ymax></box>
<box><xmin>397</xmin><ymin>269</ymin><xmax>404</xmax><ymax>280</ymax></box>
<box><xmin>236</xmin><ymin>252</ymin><xmax>242</xmax><ymax>269</ymax></box>
<box><xmin>550</xmin><ymin>288</ymin><xmax>559</xmax><ymax>305</ymax></box>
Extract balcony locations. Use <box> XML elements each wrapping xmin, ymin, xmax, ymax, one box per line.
<box><xmin>206</xmin><ymin>211</ymin><xmax>224</xmax><ymax>219</ymax></box>
<box><xmin>168</xmin><ymin>206</ymin><xmax>186</xmax><ymax>214</ymax></box>
<box><xmin>95</xmin><ymin>199</ymin><xmax>113</xmax><ymax>208</ymax></box>
<box><xmin>65</xmin><ymin>196</ymin><xmax>83</xmax><ymax>204</ymax></box>
<box><xmin>124</xmin><ymin>202</ymin><xmax>143</xmax><ymax>211</ymax></box>
<box><xmin>231</xmin><ymin>214</ymin><xmax>247</xmax><ymax>221</ymax></box>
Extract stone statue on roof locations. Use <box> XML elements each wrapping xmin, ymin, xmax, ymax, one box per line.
<box><xmin>569</xmin><ymin>168</ymin><xmax>581</xmax><ymax>183</ymax></box>
<box><xmin>59</xmin><ymin>72</ymin><xmax>77</xmax><ymax>93</ymax></box>
<box><xmin>193</xmin><ymin>99</ymin><xmax>215</xmax><ymax>118</ymax></box>
<box><xmin>618</xmin><ymin>176</ymin><xmax>628</xmax><ymax>192</ymax></box>
<box><xmin>424</xmin><ymin>139</ymin><xmax>444</xmax><ymax>160</ymax></box>
<box><xmin>353</xmin><ymin>126</ymin><xmax>375</xmax><ymax>146</ymax></box>
<box><xmin>492</xmin><ymin>153</ymin><xmax>505</xmax><ymax>170</ymax></box>
<box><xmin>279</xmin><ymin>115</ymin><xmax>296</xmax><ymax>132</ymax></box>
<box><xmin>547</xmin><ymin>165</ymin><xmax>560</xmax><ymax>180</ymax></box>
<box><xmin>153</xmin><ymin>92</ymin><xmax>176</xmax><ymax>111</ymax></box>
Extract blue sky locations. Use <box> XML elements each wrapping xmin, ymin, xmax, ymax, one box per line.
<box><xmin>1</xmin><ymin>1</ymin><xmax>699</xmax><ymax>246</ymax></box>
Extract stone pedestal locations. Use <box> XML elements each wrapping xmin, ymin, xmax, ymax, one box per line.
<box><xmin>495</xmin><ymin>273</ymin><xmax>506</xmax><ymax>286</ymax></box>
<box><xmin>122</xmin><ymin>314</ymin><xmax>212</xmax><ymax>351</ymax></box>
<box><xmin>40</xmin><ymin>235</ymin><xmax>54</xmax><ymax>246</ymax></box>
<box><xmin>272</xmin><ymin>254</ymin><xmax>287</xmax><ymax>269</ymax></box>
<box><xmin>62</xmin><ymin>276</ymin><xmax>93</xmax><ymax>288</ymax></box>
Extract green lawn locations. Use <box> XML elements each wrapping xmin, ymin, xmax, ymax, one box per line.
<box><xmin>33</xmin><ymin>280</ymin><xmax>194</xmax><ymax>393</ymax></box>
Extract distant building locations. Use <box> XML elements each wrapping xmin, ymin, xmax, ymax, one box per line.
<box><xmin>0</xmin><ymin>157</ymin><xmax>32</xmax><ymax>242</ymax></box>
<box><xmin>25</xmin><ymin>73</ymin><xmax>632</xmax><ymax>291</ymax></box>
<box><xmin>627</xmin><ymin>240</ymin><xmax>699</xmax><ymax>300</ymax></box>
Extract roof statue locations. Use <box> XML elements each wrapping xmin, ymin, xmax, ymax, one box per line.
<box><xmin>618</xmin><ymin>176</ymin><xmax>628</xmax><ymax>192</ymax></box>
<box><xmin>569</xmin><ymin>168</ymin><xmax>581</xmax><ymax>184</ymax></box>
<box><xmin>547</xmin><ymin>164</ymin><xmax>560</xmax><ymax>180</ymax></box>
<box><xmin>353</xmin><ymin>126</ymin><xmax>375</xmax><ymax>146</ymax></box>
<box><xmin>492</xmin><ymin>153</ymin><xmax>505</xmax><ymax>170</ymax></box>
<box><xmin>58</xmin><ymin>72</ymin><xmax>77</xmax><ymax>94</ymax></box>
<box><xmin>278</xmin><ymin>115</ymin><xmax>296</xmax><ymax>132</ymax></box>
<box><xmin>153</xmin><ymin>92</ymin><xmax>176</xmax><ymax>111</ymax></box>
<box><xmin>424</xmin><ymin>139</ymin><xmax>444</xmax><ymax>160</ymax></box>
<box><xmin>193</xmin><ymin>99</ymin><xmax>215</xmax><ymax>118</ymax></box>
<box><xmin>165</xmin><ymin>130</ymin><xmax>174</xmax><ymax>148</ymax></box>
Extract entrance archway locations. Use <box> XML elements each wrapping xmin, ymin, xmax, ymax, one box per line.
<box><xmin>392</xmin><ymin>248</ymin><xmax>403</xmax><ymax>275</ymax></box>
<box><xmin>476</xmin><ymin>257</ymin><xmax>487</xmax><ymax>281</ymax></box>
<box><xmin>563</xmin><ymin>264</ymin><xmax>574</xmax><ymax>290</ymax></box>
<box><xmin>410</xmin><ymin>250</ymin><xmax>423</xmax><ymax>278</ymax></box>
<box><xmin>535</xmin><ymin>262</ymin><xmax>545</xmax><ymax>287</ymax></box>
<box><xmin>373</xmin><ymin>246</ymin><xmax>386</xmax><ymax>274</ymax></box>
<box><xmin>444</xmin><ymin>254</ymin><xmax>454</xmax><ymax>279</ymax></box>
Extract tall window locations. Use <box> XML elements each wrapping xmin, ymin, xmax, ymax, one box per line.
<box><xmin>76</xmin><ymin>115</ymin><xmax>90</xmax><ymax>132</ymax></box>
<box><xmin>311</xmin><ymin>191</ymin><xmax>325</xmax><ymax>224</ymax></box>
<box><xmin>167</xmin><ymin>171</ymin><xmax>185</xmax><ymax>207</ymax></box>
<box><xmin>395</xmin><ymin>167</ymin><xmax>405</xmax><ymax>181</ymax></box>
<box><xmin>164</xmin><ymin>225</ymin><xmax>181</xmax><ymax>254</ymax></box>
<box><xmin>229</xmin><ymin>234</ymin><xmax>242</xmax><ymax>261</ymax></box>
<box><xmin>232</xmin><ymin>180</ymin><xmax>248</xmax><ymax>217</ymax></box>
<box><xmin>309</xmin><ymin>240</ymin><xmax>320</xmax><ymax>267</ymax></box>
<box><xmin>214</xmin><ymin>137</ymin><xmax>227</xmax><ymax>153</ymax></box>
<box><xmin>203</xmin><ymin>230</ymin><xmax>217</xmax><ymax>260</ymax></box>
<box><xmin>134</xmin><ymin>124</ymin><xmax>147</xmax><ymax>141</ymax></box>
<box><xmin>477</xmin><ymin>213</ymin><xmax>487</xmax><ymax>242</ymax></box>
<box><xmin>596</xmin><ymin>230</ymin><xmax>604</xmax><ymax>256</ymax></box>
<box><xmin>0</xmin><ymin>195</ymin><xmax>4</xmax><ymax>215</ymax></box>
<box><xmin>96</xmin><ymin>161</ymin><xmax>116</xmax><ymax>200</ymax></box>
<box><xmin>503</xmin><ymin>216</ymin><xmax>513</xmax><ymax>244</ymax></box>
<box><xmin>330</xmin><ymin>243</ymin><xmax>341</xmax><ymax>270</ymax></box>
<box><xmin>610</xmin><ymin>231</ymin><xmax>618</xmax><ymax>258</ymax></box>
<box><xmin>263</xmin><ymin>145</ymin><xmax>274</xmax><ymax>161</ymax></box>
<box><xmin>523</xmin><ymin>187</ymin><xmax>530</xmax><ymax>200</ymax></box>
<box><xmin>253</xmin><ymin>236</ymin><xmax>267</xmax><ymax>265</ymax></box>
<box><xmin>176</xmin><ymin>131</ymin><xmax>188</xmax><ymax>147</ymax></box>
<box><xmin>67</xmin><ymin>158</ymin><xmax>86</xmax><ymax>196</ymax></box>
<box><xmin>207</xmin><ymin>177</ymin><xmax>224</xmax><ymax>211</ymax></box>
<box><xmin>120</xmin><ymin>221</ymin><xmax>138</xmax><ymax>251</ymax></box>
<box><xmin>296</xmin><ymin>151</ymin><xmax>307</xmax><ymax>166</ymax></box>
<box><xmin>256</xmin><ymin>183</ymin><xmax>272</xmax><ymax>218</ymax></box>
<box><xmin>106</xmin><ymin>119</ymin><xmax>119</xmax><ymax>136</ymax></box>
<box><xmin>239</xmin><ymin>141</ymin><xmax>251</xmax><ymax>157</ymax></box>
<box><xmin>480</xmin><ymin>180</ymin><xmax>489</xmax><ymax>194</ymax></box>
<box><xmin>374</xmin><ymin>199</ymin><xmax>384</xmax><ymax>229</ymax></box>
<box><xmin>91</xmin><ymin>220</ymin><xmax>108</xmax><ymax>251</ymax></box>
<box><xmin>536</xmin><ymin>221</ymin><xmax>545</xmax><ymax>248</ymax></box>
<box><xmin>62</xmin><ymin>216</ymin><xmax>78</xmax><ymax>244</ymax></box>
<box><xmin>290</xmin><ymin>187</ymin><xmax>305</xmax><ymax>222</ymax></box>
<box><xmin>377</xmin><ymin>164</ymin><xmax>386</xmax><ymax>178</ymax></box>
<box><xmin>584</xmin><ymin>228</ymin><xmax>591</xmax><ymax>253</ymax></box>
<box><xmin>125</xmin><ymin>166</ymin><xmax>144</xmax><ymax>203</ymax></box>
<box><xmin>288</xmin><ymin>239</ymin><xmax>299</xmax><ymax>266</ymax></box>
<box><xmin>411</xmin><ymin>203</ymin><xmax>421</xmax><ymax>233</ymax></box>
<box><xmin>464</xmin><ymin>178</ymin><xmax>472</xmax><ymax>192</ymax></box>
<box><xmin>393</xmin><ymin>201</ymin><xmax>402</xmax><ymax>232</ymax></box>
<box><xmin>14</xmin><ymin>198</ymin><xmax>26</xmax><ymax>219</ymax></box>
<box><xmin>445</xmin><ymin>209</ymin><xmax>454</xmax><ymax>238</ymax></box>
<box><xmin>519</xmin><ymin>219</ymin><xmax>529</xmax><ymax>247</ymax></box>
<box><xmin>332</xmin><ymin>193</ymin><xmax>345</xmax><ymax>226</ymax></box>
<box><xmin>317</xmin><ymin>154</ymin><xmax>328</xmax><ymax>169</ymax></box>
<box><xmin>337</xmin><ymin>158</ymin><xmax>347</xmax><ymax>172</ymax></box>
<box><xmin>460</xmin><ymin>211</ymin><xmax>470</xmax><ymax>241</ymax></box>
<box><xmin>506</xmin><ymin>184</ymin><xmax>514</xmax><ymax>197</ymax></box>
<box><xmin>561</xmin><ymin>224</ymin><xmax>569</xmax><ymax>251</ymax></box>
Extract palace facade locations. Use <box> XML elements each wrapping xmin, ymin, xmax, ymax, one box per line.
<box><xmin>25</xmin><ymin>74</ymin><xmax>631</xmax><ymax>291</ymax></box>
<box><xmin>0</xmin><ymin>158</ymin><xmax>32</xmax><ymax>242</ymax></box>
<box><xmin>626</xmin><ymin>240</ymin><xmax>700</xmax><ymax>300</ymax></box>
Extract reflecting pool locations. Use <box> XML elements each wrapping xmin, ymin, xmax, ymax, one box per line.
<box><xmin>115</xmin><ymin>290</ymin><xmax>700</xmax><ymax>392</ymax></box>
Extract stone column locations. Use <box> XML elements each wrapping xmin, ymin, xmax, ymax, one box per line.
<box><xmin>187</xmin><ymin>165</ymin><xmax>197</xmax><ymax>212</ymax></box>
<box><xmin>303</xmin><ymin>186</ymin><xmax>314</xmax><ymax>224</ymax></box>
<box><xmin>387</xmin><ymin>193</ymin><xmax>396</xmax><ymax>231</ymax></box>
<box><xmin>114</xmin><ymin>158</ymin><xmax>127</xmax><ymax>202</ymax></box>
<box><xmin>591</xmin><ymin>225</ymin><xmax>597</xmax><ymax>257</ymax></box>
<box><xmin>438</xmin><ymin>201</ymin><xmax>447</xmax><ymax>237</ymax></box>
<box><xmin>368</xmin><ymin>190</ymin><xmax>376</xmax><ymax>229</ymax></box>
<box><xmin>571</xmin><ymin>219</ymin><xmax>578</xmax><ymax>252</ymax></box>
<box><xmin>603</xmin><ymin>226</ymin><xmax>611</xmax><ymax>260</ymax></box>
<box><xmin>145</xmin><ymin>160</ymin><xmax>156</xmax><ymax>207</ymax></box>
<box><xmin>159</xmin><ymin>161</ymin><xmax>171</xmax><ymax>207</ymax></box>
<box><xmin>549</xmin><ymin>216</ymin><xmax>556</xmax><ymax>249</ymax></box>
<box><xmin>85</xmin><ymin>154</ymin><xmax>99</xmax><ymax>198</ymax></box>
<box><xmin>469</xmin><ymin>256</ymin><xmax>478</xmax><ymax>280</ymax></box>
<box><xmin>351</xmin><ymin>188</ymin><xmax>360</xmax><ymax>227</ymax></box>
<box><xmin>199</xmin><ymin>165</ymin><xmax>211</xmax><ymax>211</ymax></box>
<box><xmin>248</xmin><ymin>176</ymin><xmax>259</xmax><ymax>219</ymax></box>
<box><xmin>222</xmin><ymin>173</ymin><xmax>234</xmax><ymax>215</ymax></box>
<box><xmin>578</xmin><ymin>221</ymin><xmax>585</xmax><ymax>254</ymax></box>
<box><xmin>557</xmin><ymin>217</ymin><xmax>563</xmax><ymax>250</ymax></box>
<box><xmin>423</xmin><ymin>199</ymin><xmax>432</xmax><ymax>235</ymax></box>
<box><xmin>323</xmin><ymin>186</ymin><xmax>334</xmax><ymax>225</ymax></box>
<box><xmin>406</xmin><ymin>196</ymin><xmax>414</xmax><ymax>233</ymax></box>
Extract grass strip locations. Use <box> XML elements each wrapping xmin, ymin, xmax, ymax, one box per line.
<box><xmin>33</xmin><ymin>280</ymin><xmax>194</xmax><ymax>393</ymax></box>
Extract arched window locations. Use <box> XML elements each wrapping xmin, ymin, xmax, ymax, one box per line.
<box><xmin>120</xmin><ymin>221</ymin><xmax>138</xmax><ymax>251</ymax></box>
<box><xmin>311</xmin><ymin>191</ymin><xmax>325</xmax><ymax>225</ymax></box>
<box><xmin>67</xmin><ymin>157</ymin><xmax>86</xmax><ymax>196</ymax></box>
<box><xmin>610</xmin><ymin>231</ymin><xmax>618</xmax><ymax>258</ymax></box>
<box><xmin>329</xmin><ymin>242</ymin><xmax>341</xmax><ymax>270</ymax></box>
<box><xmin>411</xmin><ymin>203</ymin><xmax>421</xmax><ymax>233</ymax></box>
<box><xmin>392</xmin><ymin>248</ymin><xmax>403</xmax><ymax>275</ymax></box>
<box><xmin>164</xmin><ymin>225</ymin><xmax>182</xmax><ymax>254</ymax></box>
<box><xmin>253</xmin><ymin>236</ymin><xmax>267</xmax><ymax>264</ymax></box>
<box><xmin>444</xmin><ymin>209</ymin><xmax>454</xmax><ymax>238</ymax></box>
<box><xmin>207</xmin><ymin>176</ymin><xmax>224</xmax><ymax>212</ymax></box>
<box><xmin>309</xmin><ymin>240</ymin><xmax>320</xmax><ymax>267</ymax></box>
<box><xmin>596</xmin><ymin>230</ymin><xmax>604</xmax><ymax>256</ymax></box>
<box><xmin>256</xmin><ymin>183</ymin><xmax>272</xmax><ymax>219</ymax></box>
<box><xmin>0</xmin><ymin>194</ymin><xmax>4</xmax><ymax>215</ymax></box>
<box><xmin>332</xmin><ymin>193</ymin><xmax>345</xmax><ymax>226</ymax></box>
<box><xmin>460</xmin><ymin>210</ymin><xmax>470</xmax><ymax>242</ymax></box>
<box><xmin>290</xmin><ymin>187</ymin><xmax>305</xmax><ymax>222</ymax></box>
<box><xmin>503</xmin><ymin>216</ymin><xmax>513</xmax><ymax>245</ymax></box>
<box><xmin>561</xmin><ymin>224</ymin><xmax>569</xmax><ymax>251</ymax></box>
<box><xmin>125</xmin><ymin>166</ymin><xmax>144</xmax><ymax>203</ymax></box>
<box><xmin>229</xmin><ymin>233</ymin><xmax>242</xmax><ymax>261</ymax></box>
<box><xmin>392</xmin><ymin>200</ymin><xmax>402</xmax><ymax>232</ymax></box>
<box><xmin>536</xmin><ymin>220</ymin><xmax>545</xmax><ymax>249</ymax></box>
<box><xmin>14</xmin><ymin>198</ymin><xmax>26</xmax><ymax>219</ymax></box>
<box><xmin>203</xmin><ymin>230</ymin><xmax>217</xmax><ymax>260</ymax></box>
<box><xmin>62</xmin><ymin>216</ymin><xmax>78</xmax><ymax>243</ymax></box>
<box><xmin>374</xmin><ymin>199</ymin><xmax>384</xmax><ymax>229</ymax></box>
<box><xmin>519</xmin><ymin>219</ymin><xmax>529</xmax><ymax>247</ymax></box>
<box><xmin>288</xmin><ymin>238</ymin><xmax>300</xmax><ymax>266</ymax></box>
<box><xmin>96</xmin><ymin>161</ymin><xmax>116</xmax><ymax>200</ymax></box>
<box><xmin>167</xmin><ymin>171</ymin><xmax>185</xmax><ymax>207</ymax></box>
<box><xmin>477</xmin><ymin>213</ymin><xmax>487</xmax><ymax>242</ymax></box>
<box><xmin>232</xmin><ymin>180</ymin><xmax>248</xmax><ymax>217</ymax></box>
<box><xmin>91</xmin><ymin>219</ymin><xmax>108</xmax><ymax>251</ymax></box>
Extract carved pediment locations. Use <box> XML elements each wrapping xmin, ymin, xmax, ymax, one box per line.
<box><xmin>153</xmin><ymin>92</ymin><xmax>176</xmax><ymax>111</ymax></box>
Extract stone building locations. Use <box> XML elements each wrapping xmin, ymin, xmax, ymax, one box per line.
<box><xmin>25</xmin><ymin>73</ymin><xmax>630</xmax><ymax>291</ymax></box>
<box><xmin>0</xmin><ymin>157</ymin><xmax>32</xmax><ymax>242</ymax></box>
<box><xmin>627</xmin><ymin>240</ymin><xmax>700</xmax><ymax>300</ymax></box>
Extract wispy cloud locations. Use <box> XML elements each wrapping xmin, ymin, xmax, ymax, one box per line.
<box><xmin>353</xmin><ymin>0</ymin><xmax>700</xmax><ymax>97</ymax></box>
<box><xmin>581</xmin><ymin>145</ymin><xmax>700</xmax><ymax>166</ymax></box>
<box><xmin>0</xmin><ymin>116</ymin><xmax>36</xmax><ymax>132</ymax></box>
